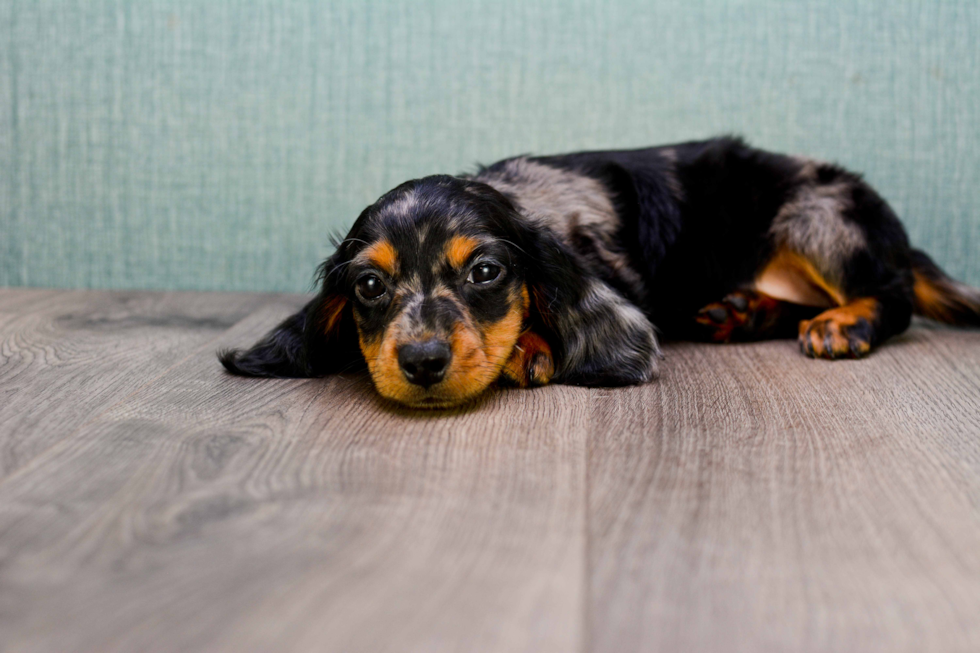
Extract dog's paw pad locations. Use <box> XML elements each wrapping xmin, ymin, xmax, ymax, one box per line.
<box><xmin>703</xmin><ymin>306</ymin><xmax>729</xmax><ymax>324</ymax></box>
<box><xmin>726</xmin><ymin>293</ymin><xmax>749</xmax><ymax>312</ymax></box>
<box><xmin>798</xmin><ymin>316</ymin><xmax>872</xmax><ymax>359</ymax></box>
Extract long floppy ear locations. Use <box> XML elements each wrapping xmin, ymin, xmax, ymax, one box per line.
<box><xmin>218</xmin><ymin>257</ymin><xmax>361</xmax><ymax>378</ymax></box>
<box><xmin>524</xmin><ymin>227</ymin><xmax>661</xmax><ymax>386</ymax></box>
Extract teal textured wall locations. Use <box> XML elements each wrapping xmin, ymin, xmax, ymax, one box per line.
<box><xmin>2</xmin><ymin>1</ymin><xmax>979</xmax><ymax>292</ymax></box>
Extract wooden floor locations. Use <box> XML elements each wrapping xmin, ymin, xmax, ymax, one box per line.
<box><xmin>2</xmin><ymin>288</ymin><xmax>980</xmax><ymax>652</ymax></box>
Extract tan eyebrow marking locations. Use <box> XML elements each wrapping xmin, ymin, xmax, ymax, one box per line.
<box><xmin>362</xmin><ymin>239</ymin><xmax>399</xmax><ymax>276</ymax></box>
<box><xmin>445</xmin><ymin>235</ymin><xmax>480</xmax><ymax>270</ymax></box>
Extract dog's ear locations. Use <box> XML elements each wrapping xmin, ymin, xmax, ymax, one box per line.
<box><xmin>218</xmin><ymin>255</ymin><xmax>361</xmax><ymax>378</ymax></box>
<box><xmin>521</xmin><ymin>226</ymin><xmax>660</xmax><ymax>386</ymax></box>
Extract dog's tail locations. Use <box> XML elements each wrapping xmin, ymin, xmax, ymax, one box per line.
<box><xmin>911</xmin><ymin>249</ymin><xmax>980</xmax><ymax>326</ymax></box>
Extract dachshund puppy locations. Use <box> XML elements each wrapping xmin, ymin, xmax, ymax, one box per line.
<box><xmin>220</xmin><ymin>137</ymin><xmax>980</xmax><ymax>407</ymax></box>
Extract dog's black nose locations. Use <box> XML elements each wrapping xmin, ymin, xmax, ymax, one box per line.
<box><xmin>398</xmin><ymin>340</ymin><xmax>452</xmax><ymax>388</ymax></box>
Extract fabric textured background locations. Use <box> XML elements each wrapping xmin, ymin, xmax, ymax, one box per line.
<box><xmin>2</xmin><ymin>0</ymin><xmax>978</xmax><ymax>292</ymax></box>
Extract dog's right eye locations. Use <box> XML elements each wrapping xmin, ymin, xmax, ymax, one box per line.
<box><xmin>356</xmin><ymin>274</ymin><xmax>387</xmax><ymax>301</ymax></box>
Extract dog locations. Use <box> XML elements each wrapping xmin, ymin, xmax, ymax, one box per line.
<box><xmin>220</xmin><ymin>137</ymin><xmax>980</xmax><ymax>408</ymax></box>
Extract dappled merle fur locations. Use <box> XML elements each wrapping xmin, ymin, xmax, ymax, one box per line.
<box><xmin>221</xmin><ymin>136</ymin><xmax>980</xmax><ymax>404</ymax></box>
<box><xmin>220</xmin><ymin>173</ymin><xmax>660</xmax><ymax>389</ymax></box>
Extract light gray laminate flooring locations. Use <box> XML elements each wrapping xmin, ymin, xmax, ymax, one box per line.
<box><xmin>1</xmin><ymin>288</ymin><xmax>979</xmax><ymax>652</ymax></box>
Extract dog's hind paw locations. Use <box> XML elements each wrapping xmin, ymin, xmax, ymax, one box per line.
<box><xmin>798</xmin><ymin>304</ymin><xmax>876</xmax><ymax>360</ymax></box>
<box><xmin>695</xmin><ymin>289</ymin><xmax>782</xmax><ymax>342</ymax></box>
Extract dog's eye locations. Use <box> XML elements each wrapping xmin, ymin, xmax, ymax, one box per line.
<box><xmin>467</xmin><ymin>263</ymin><xmax>501</xmax><ymax>284</ymax></box>
<box><xmin>356</xmin><ymin>274</ymin><xmax>387</xmax><ymax>300</ymax></box>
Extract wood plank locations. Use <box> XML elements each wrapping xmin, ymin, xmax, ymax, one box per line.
<box><xmin>587</xmin><ymin>324</ymin><xmax>980</xmax><ymax>653</ymax></box>
<box><xmin>0</xmin><ymin>300</ymin><xmax>588</xmax><ymax>653</ymax></box>
<box><xmin>0</xmin><ymin>289</ymin><xmax>285</xmax><ymax>480</ymax></box>
<box><xmin>4</xmin><ymin>289</ymin><xmax>980</xmax><ymax>652</ymax></box>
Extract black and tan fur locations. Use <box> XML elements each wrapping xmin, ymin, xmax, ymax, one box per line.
<box><xmin>220</xmin><ymin>137</ymin><xmax>980</xmax><ymax>407</ymax></box>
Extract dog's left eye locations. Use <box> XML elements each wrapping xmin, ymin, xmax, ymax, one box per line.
<box><xmin>467</xmin><ymin>263</ymin><xmax>501</xmax><ymax>284</ymax></box>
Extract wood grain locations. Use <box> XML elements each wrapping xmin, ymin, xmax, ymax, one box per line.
<box><xmin>588</xmin><ymin>322</ymin><xmax>980</xmax><ymax>653</ymax></box>
<box><xmin>0</xmin><ymin>297</ymin><xmax>588</xmax><ymax>653</ymax></box>
<box><xmin>0</xmin><ymin>288</ymin><xmax>281</xmax><ymax>479</ymax></box>
<box><xmin>1</xmin><ymin>291</ymin><xmax>980</xmax><ymax>652</ymax></box>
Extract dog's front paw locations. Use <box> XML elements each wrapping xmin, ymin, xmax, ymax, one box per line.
<box><xmin>500</xmin><ymin>331</ymin><xmax>554</xmax><ymax>387</ymax></box>
<box><xmin>798</xmin><ymin>313</ymin><xmax>873</xmax><ymax>359</ymax></box>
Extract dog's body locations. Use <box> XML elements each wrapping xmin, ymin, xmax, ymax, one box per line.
<box><xmin>221</xmin><ymin>137</ymin><xmax>980</xmax><ymax>407</ymax></box>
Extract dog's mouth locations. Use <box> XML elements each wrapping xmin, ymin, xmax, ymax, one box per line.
<box><xmin>396</xmin><ymin>377</ymin><xmax>486</xmax><ymax>409</ymax></box>
<box><xmin>410</xmin><ymin>395</ymin><xmax>460</xmax><ymax>409</ymax></box>
<box><xmin>372</xmin><ymin>373</ymin><xmax>493</xmax><ymax>409</ymax></box>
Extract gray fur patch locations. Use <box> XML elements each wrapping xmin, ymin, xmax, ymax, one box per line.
<box><xmin>379</xmin><ymin>188</ymin><xmax>419</xmax><ymax>219</ymax></box>
<box><xmin>471</xmin><ymin>158</ymin><xmax>658</xmax><ymax>382</ymax></box>
<box><xmin>556</xmin><ymin>279</ymin><xmax>660</xmax><ymax>382</ymax></box>
<box><xmin>789</xmin><ymin>156</ymin><xmax>823</xmax><ymax>181</ymax></box>
<box><xmin>769</xmin><ymin>181</ymin><xmax>866</xmax><ymax>281</ymax></box>
<box><xmin>390</xmin><ymin>286</ymin><xmax>466</xmax><ymax>341</ymax></box>
<box><xmin>475</xmin><ymin>158</ymin><xmax>616</xmax><ymax>239</ymax></box>
<box><xmin>659</xmin><ymin>148</ymin><xmax>685</xmax><ymax>203</ymax></box>
<box><xmin>473</xmin><ymin>157</ymin><xmax>645</xmax><ymax>295</ymax></box>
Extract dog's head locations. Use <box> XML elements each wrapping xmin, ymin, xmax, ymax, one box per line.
<box><xmin>221</xmin><ymin>175</ymin><xmax>659</xmax><ymax>407</ymax></box>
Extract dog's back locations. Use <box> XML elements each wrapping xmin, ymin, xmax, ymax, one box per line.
<box><xmin>475</xmin><ymin>137</ymin><xmax>980</xmax><ymax>357</ymax></box>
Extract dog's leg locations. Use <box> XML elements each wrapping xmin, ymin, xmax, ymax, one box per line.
<box><xmin>695</xmin><ymin>289</ymin><xmax>821</xmax><ymax>343</ymax></box>
<box><xmin>498</xmin><ymin>330</ymin><xmax>555</xmax><ymax>387</ymax></box>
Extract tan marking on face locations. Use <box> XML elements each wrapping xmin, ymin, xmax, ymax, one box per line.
<box><xmin>445</xmin><ymin>235</ymin><xmax>480</xmax><ymax>270</ymax></box>
<box><xmin>441</xmin><ymin>288</ymin><xmax>526</xmax><ymax>403</ymax></box>
<box><xmin>358</xmin><ymin>330</ymin><xmax>383</xmax><ymax>366</ymax></box>
<box><xmin>355</xmin><ymin>283</ymin><xmax>529</xmax><ymax>408</ymax></box>
<box><xmin>754</xmin><ymin>248</ymin><xmax>846</xmax><ymax>308</ymax></box>
<box><xmin>362</xmin><ymin>239</ymin><xmax>399</xmax><ymax>276</ymax></box>
<box><xmin>356</xmin><ymin>291</ymin><xmax>429</xmax><ymax>406</ymax></box>
<box><xmin>360</xmin><ymin>321</ymin><xmax>418</xmax><ymax>404</ymax></box>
